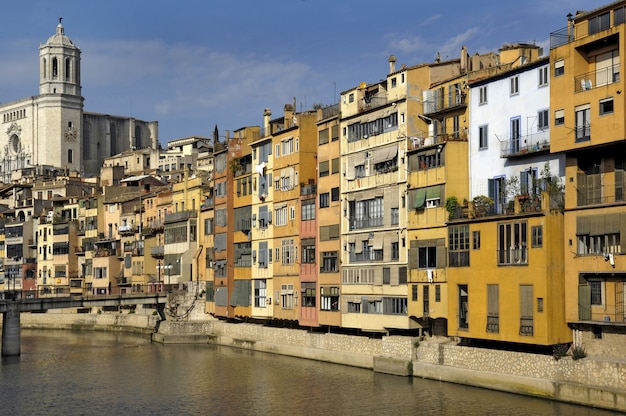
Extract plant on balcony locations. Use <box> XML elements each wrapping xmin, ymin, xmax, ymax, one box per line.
<box><xmin>472</xmin><ymin>195</ymin><xmax>493</xmax><ymax>218</ymax></box>
<box><xmin>444</xmin><ymin>196</ymin><xmax>459</xmax><ymax>220</ymax></box>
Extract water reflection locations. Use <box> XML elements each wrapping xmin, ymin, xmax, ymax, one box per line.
<box><xmin>0</xmin><ymin>330</ymin><xmax>620</xmax><ymax>416</ymax></box>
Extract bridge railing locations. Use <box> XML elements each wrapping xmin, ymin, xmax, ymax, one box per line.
<box><xmin>1</xmin><ymin>284</ymin><xmax>181</xmax><ymax>300</ymax></box>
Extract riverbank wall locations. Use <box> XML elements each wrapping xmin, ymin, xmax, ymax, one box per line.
<box><xmin>16</xmin><ymin>312</ymin><xmax>626</xmax><ymax>412</ymax></box>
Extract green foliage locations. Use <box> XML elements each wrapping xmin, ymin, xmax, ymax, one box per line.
<box><xmin>572</xmin><ymin>345</ymin><xmax>587</xmax><ymax>361</ymax></box>
<box><xmin>444</xmin><ymin>196</ymin><xmax>459</xmax><ymax>220</ymax></box>
<box><xmin>472</xmin><ymin>195</ymin><xmax>493</xmax><ymax>217</ymax></box>
<box><xmin>553</xmin><ymin>342</ymin><xmax>570</xmax><ymax>361</ymax></box>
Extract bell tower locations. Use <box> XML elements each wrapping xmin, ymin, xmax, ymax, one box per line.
<box><xmin>35</xmin><ymin>18</ymin><xmax>84</xmax><ymax>173</ymax></box>
<box><xmin>39</xmin><ymin>18</ymin><xmax>81</xmax><ymax>96</ymax></box>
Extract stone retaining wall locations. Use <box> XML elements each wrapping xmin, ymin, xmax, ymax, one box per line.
<box><xmin>13</xmin><ymin>312</ymin><xmax>626</xmax><ymax>412</ymax></box>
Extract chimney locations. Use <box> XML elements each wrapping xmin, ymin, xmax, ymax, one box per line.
<box><xmin>388</xmin><ymin>55</ymin><xmax>397</xmax><ymax>74</ymax></box>
<box><xmin>263</xmin><ymin>108</ymin><xmax>271</xmax><ymax>136</ymax></box>
<box><xmin>460</xmin><ymin>46</ymin><xmax>468</xmax><ymax>72</ymax></box>
<box><xmin>284</xmin><ymin>104</ymin><xmax>294</xmax><ymax>128</ymax></box>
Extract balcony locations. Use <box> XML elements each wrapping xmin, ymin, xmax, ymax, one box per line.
<box><xmin>164</xmin><ymin>210</ymin><xmax>197</xmax><ymax>224</ymax></box>
<box><xmin>499</xmin><ymin>130</ymin><xmax>550</xmax><ymax>158</ymax></box>
<box><xmin>151</xmin><ymin>246</ymin><xmax>164</xmax><ymax>259</ymax></box>
<box><xmin>118</xmin><ymin>225</ymin><xmax>134</xmax><ymax>235</ymax></box>
<box><xmin>574</xmin><ymin>64</ymin><xmax>620</xmax><ymax>93</ymax></box>
<box><xmin>423</xmin><ymin>91</ymin><xmax>466</xmax><ymax>116</ymax></box>
<box><xmin>349</xmin><ymin>217</ymin><xmax>383</xmax><ymax>230</ymax></box>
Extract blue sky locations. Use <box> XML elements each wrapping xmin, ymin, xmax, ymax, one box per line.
<box><xmin>0</xmin><ymin>0</ymin><xmax>609</xmax><ymax>145</ymax></box>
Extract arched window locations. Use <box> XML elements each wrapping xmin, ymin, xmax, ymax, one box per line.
<box><xmin>52</xmin><ymin>57</ymin><xmax>58</xmax><ymax>79</ymax></box>
<box><xmin>43</xmin><ymin>58</ymin><xmax>47</xmax><ymax>78</ymax></box>
<box><xmin>65</xmin><ymin>58</ymin><xmax>71</xmax><ymax>81</ymax></box>
<box><xmin>68</xmin><ymin>149</ymin><xmax>73</xmax><ymax>164</ymax></box>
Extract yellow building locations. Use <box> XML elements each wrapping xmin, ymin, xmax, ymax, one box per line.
<box><xmin>550</xmin><ymin>2</ymin><xmax>626</xmax><ymax>353</ymax></box>
<box><xmin>230</xmin><ymin>126</ymin><xmax>258</xmax><ymax>318</ymax></box>
<box><xmin>446</xmin><ymin>194</ymin><xmax>569</xmax><ymax>346</ymax></box>
<box><xmin>315</xmin><ymin>105</ymin><xmax>342</xmax><ymax>328</ymax></box>
<box><xmin>271</xmin><ymin>105</ymin><xmax>317</xmax><ymax>322</ymax></box>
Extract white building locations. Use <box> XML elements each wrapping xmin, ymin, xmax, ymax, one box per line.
<box><xmin>468</xmin><ymin>54</ymin><xmax>565</xmax><ymax>213</ymax></box>
<box><xmin>0</xmin><ymin>19</ymin><xmax>158</xmax><ymax>181</ymax></box>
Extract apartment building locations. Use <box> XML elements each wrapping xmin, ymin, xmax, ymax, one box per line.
<box><xmin>550</xmin><ymin>2</ymin><xmax>626</xmax><ymax>353</ymax></box>
<box><xmin>271</xmin><ymin>105</ymin><xmax>317</xmax><ymax>322</ymax></box>
<box><xmin>249</xmin><ymin>113</ymin><xmax>275</xmax><ymax>320</ymax></box>
<box><xmin>315</xmin><ymin>105</ymin><xmax>341</xmax><ymax>328</ymax></box>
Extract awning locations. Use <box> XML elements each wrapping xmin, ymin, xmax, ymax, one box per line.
<box><xmin>413</xmin><ymin>188</ymin><xmax>426</xmax><ymax>209</ymax></box>
<box><xmin>372</xmin><ymin>233</ymin><xmax>384</xmax><ymax>250</ymax></box>
<box><xmin>426</xmin><ymin>185</ymin><xmax>441</xmax><ymax>200</ymax></box>
<box><xmin>371</xmin><ymin>145</ymin><xmax>398</xmax><ymax>165</ymax></box>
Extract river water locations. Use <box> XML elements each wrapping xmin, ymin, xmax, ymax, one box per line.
<box><xmin>0</xmin><ymin>330</ymin><xmax>620</xmax><ymax>416</ymax></box>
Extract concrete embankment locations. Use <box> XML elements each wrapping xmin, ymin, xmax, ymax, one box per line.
<box><xmin>16</xmin><ymin>312</ymin><xmax>626</xmax><ymax>413</ymax></box>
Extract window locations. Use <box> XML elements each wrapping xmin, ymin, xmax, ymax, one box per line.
<box><xmin>281</xmin><ymin>284</ymin><xmax>294</xmax><ymax>309</ymax></box>
<box><xmin>538</xmin><ymin>66</ymin><xmax>548</xmax><ymax>86</ymax></box>
<box><xmin>349</xmin><ymin>93</ymin><xmax>354</xmax><ymax>103</ymax></box>
<box><xmin>531</xmin><ymin>226</ymin><xmax>543</xmax><ymax>247</ymax></box>
<box><xmin>289</xmin><ymin>206</ymin><xmax>296</xmax><ymax>221</ymax></box>
<box><xmin>281</xmin><ymin>137</ymin><xmax>294</xmax><ymax>156</ymax></box>
<box><xmin>301</xmin><ymin>282</ymin><xmax>316</xmax><ymax>307</ymax></box>
<box><xmin>478</xmin><ymin>125</ymin><xmax>488</xmax><ymax>149</ymax></box>
<box><xmin>472</xmin><ymin>231</ymin><xmax>481</xmax><ymax>250</ymax></box>
<box><xmin>301</xmin><ymin>239</ymin><xmax>315</xmax><ymax>264</ymax></box>
<box><xmin>498</xmin><ymin>221</ymin><xmax>528</xmax><ymax>265</ymax></box>
<box><xmin>301</xmin><ymin>199</ymin><xmax>315</xmax><ymax>221</ymax></box>
<box><xmin>554</xmin><ymin>60</ymin><xmax>564</xmax><ymax>77</ymax></box>
<box><xmin>577</xmin><ymin>234</ymin><xmax>620</xmax><ymax>255</ymax></box>
<box><xmin>554</xmin><ymin>109</ymin><xmax>564</xmax><ymax>126</ymax></box>
<box><xmin>487</xmin><ymin>284</ymin><xmax>499</xmax><ymax>333</ymax></box>
<box><xmin>589</xmin><ymin>281</ymin><xmax>603</xmax><ymax>305</ymax></box>
<box><xmin>418</xmin><ymin>246</ymin><xmax>436</xmax><ymax>269</ymax></box>
<box><xmin>319</xmin><ymin>160</ymin><xmax>329</xmax><ymax>177</ymax></box>
<box><xmin>319</xmin><ymin>128</ymin><xmax>329</xmax><ymax>145</ymax></box>
<box><xmin>538</xmin><ymin>109</ymin><xmax>549</xmax><ymax>131</ymax></box>
<box><xmin>319</xmin><ymin>193</ymin><xmax>329</xmax><ymax>208</ymax></box>
<box><xmin>281</xmin><ymin>239</ymin><xmax>295</xmax><ymax>265</ymax></box>
<box><xmin>449</xmin><ymin>225</ymin><xmax>469</xmax><ymax>267</ymax></box>
<box><xmin>347</xmin><ymin>301</ymin><xmax>361</xmax><ymax>313</ymax></box>
<box><xmin>275</xmin><ymin>206</ymin><xmax>287</xmax><ymax>226</ymax></box>
<box><xmin>383</xmin><ymin>297</ymin><xmax>407</xmax><ymax>315</ymax></box>
<box><xmin>575</xmin><ymin>105</ymin><xmax>591</xmax><ymax>142</ymax></box>
<box><xmin>320</xmin><ymin>251</ymin><xmax>338</xmax><ymax>273</ymax></box>
<box><xmin>348</xmin><ymin>197</ymin><xmax>384</xmax><ymax>229</ymax></box>
<box><xmin>331</xmin><ymin>157</ymin><xmax>340</xmax><ymax>174</ymax></box>
<box><xmin>412</xmin><ymin>285</ymin><xmax>418</xmax><ymax>301</ymax></box>
<box><xmin>510</xmin><ymin>76</ymin><xmax>519</xmax><ymax>95</ymax></box>
<box><xmin>331</xmin><ymin>187</ymin><xmax>340</xmax><ymax>201</ymax></box>
<box><xmin>616</xmin><ymin>6</ymin><xmax>626</xmax><ymax>25</ymax></box>
<box><xmin>254</xmin><ymin>279</ymin><xmax>267</xmax><ymax>307</ymax></box>
<box><xmin>520</xmin><ymin>285</ymin><xmax>534</xmax><ymax>336</ymax></box>
<box><xmin>383</xmin><ymin>267</ymin><xmax>390</xmax><ymax>284</ymax></box>
<box><xmin>391</xmin><ymin>242</ymin><xmax>399</xmax><ymax>260</ymax></box>
<box><xmin>391</xmin><ymin>207</ymin><xmax>399</xmax><ymax>225</ymax></box>
<box><xmin>435</xmin><ymin>284</ymin><xmax>441</xmax><ymax>302</ymax></box>
<box><xmin>479</xmin><ymin>86</ymin><xmax>487</xmax><ymax>104</ymax></box>
<box><xmin>600</xmin><ymin>98</ymin><xmax>614</xmax><ymax>115</ymax></box>
<box><xmin>68</xmin><ymin>149</ymin><xmax>73</xmax><ymax>163</ymax></box>
<box><xmin>320</xmin><ymin>286</ymin><xmax>339</xmax><ymax>311</ymax></box>
<box><xmin>391</xmin><ymin>77</ymin><xmax>397</xmax><ymax>88</ymax></box>
<box><xmin>537</xmin><ymin>297</ymin><xmax>544</xmax><ymax>313</ymax></box>
<box><xmin>588</xmin><ymin>12</ymin><xmax>610</xmax><ymax>35</ymax></box>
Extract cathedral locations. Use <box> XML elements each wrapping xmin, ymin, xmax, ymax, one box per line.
<box><xmin>0</xmin><ymin>19</ymin><xmax>159</xmax><ymax>182</ymax></box>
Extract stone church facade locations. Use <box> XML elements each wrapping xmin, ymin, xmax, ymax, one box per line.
<box><xmin>0</xmin><ymin>20</ymin><xmax>158</xmax><ymax>182</ymax></box>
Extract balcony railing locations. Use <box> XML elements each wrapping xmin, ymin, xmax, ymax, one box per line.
<box><xmin>349</xmin><ymin>217</ymin><xmax>383</xmax><ymax>230</ymax></box>
<box><xmin>575</xmin><ymin>64</ymin><xmax>620</xmax><ymax>93</ymax></box>
<box><xmin>519</xmin><ymin>317</ymin><xmax>534</xmax><ymax>336</ymax></box>
<box><xmin>486</xmin><ymin>315</ymin><xmax>499</xmax><ymax>333</ymax></box>
<box><xmin>151</xmin><ymin>246</ymin><xmax>164</xmax><ymax>258</ymax></box>
<box><xmin>348</xmin><ymin>249</ymin><xmax>384</xmax><ymax>263</ymax></box>
<box><xmin>424</xmin><ymin>91</ymin><xmax>466</xmax><ymax>115</ymax></box>
<box><xmin>499</xmin><ymin>130</ymin><xmax>550</xmax><ymax>158</ymax></box>
<box><xmin>164</xmin><ymin>210</ymin><xmax>197</xmax><ymax>224</ymax></box>
<box><xmin>497</xmin><ymin>247</ymin><xmax>528</xmax><ymax>266</ymax></box>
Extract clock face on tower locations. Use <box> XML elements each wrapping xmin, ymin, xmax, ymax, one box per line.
<box><xmin>65</xmin><ymin>126</ymin><xmax>77</xmax><ymax>142</ymax></box>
